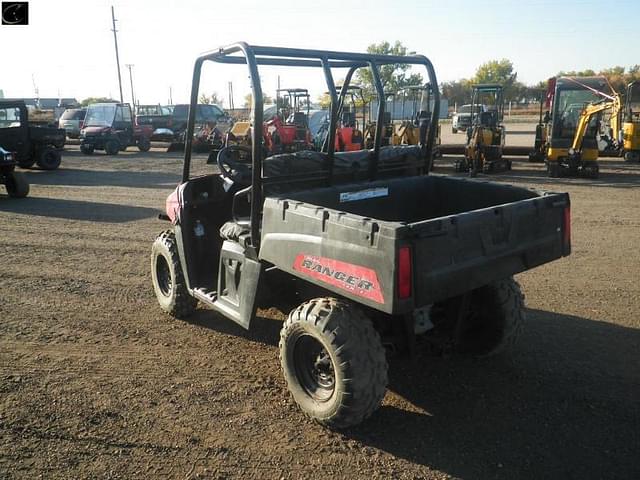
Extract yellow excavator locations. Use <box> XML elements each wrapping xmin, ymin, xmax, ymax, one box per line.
<box><xmin>621</xmin><ymin>81</ymin><xmax>640</xmax><ymax>162</ymax></box>
<box><xmin>455</xmin><ymin>83</ymin><xmax>508</xmax><ymax>175</ymax></box>
<box><xmin>543</xmin><ymin>77</ymin><xmax>620</xmax><ymax>178</ymax></box>
<box><xmin>393</xmin><ymin>84</ymin><xmax>441</xmax><ymax>158</ymax></box>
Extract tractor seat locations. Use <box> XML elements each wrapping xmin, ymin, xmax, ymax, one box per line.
<box><xmin>219</xmin><ymin>221</ymin><xmax>250</xmax><ymax>241</ymax></box>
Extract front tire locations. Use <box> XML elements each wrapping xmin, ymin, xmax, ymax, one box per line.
<box><xmin>151</xmin><ymin>230</ymin><xmax>197</xmax><ymax>319</ymax></box>
<box><xmin>4</xmin><ymin>171</ymin><xmax>29</xmax><ymax>198</ymax></box>
<box><xmin>279</xmin><ymin>297</ymin><xmax>388</xmax><ymax>429</ymax></box>
<box><xmin>137</xmin><ymin>137</ymin><xmax>151</xmax><ymax>152</ymax></box>
<box><xmin>80</xmin><ymin>143</ymin><xmax>94</xmax><ymax>155</ymax></box>
<box><xmin>105</xmin><ymin>139</ymin><xmax>120</xmax><ymax>155</ymax></box>
<box><xmin>36</xmin><ymin>147</ymin><xmax>61</xmax><ymax>170</ymax></box>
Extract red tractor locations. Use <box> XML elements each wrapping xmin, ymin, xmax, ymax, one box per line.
<box><xmin>334</xmin><ymin>85</ymin><xmax>366</xmax><ymax>152</ymax></box>
<box><xmin>263</xmin><ymin>88</ymin><xmax>313</xmax><ymax>154</ymax></box>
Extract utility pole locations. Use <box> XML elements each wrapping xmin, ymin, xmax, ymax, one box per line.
<box><xmin>169</xmin><ymin>86</ymin><xmax>173</xmax><ymax>105</ymax></box>
<box><xmin>111</xmin><ymin>6</ymin><xmax>124</xmax><ymax>103</ymax></box>
<box><xmin>228</xmin><ymin>81</ymin><xmax>234</xmax><ymax>110</ymax></box>
<box><xmin>125</xmin><ymin>64</ymin><xmax>135</xmax><ymax>107</ymax></box>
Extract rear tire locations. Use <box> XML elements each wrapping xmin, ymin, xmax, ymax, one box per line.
<box><xmin>279</xmin><ymin>297</ymin><xmax>388</xmax><ymax>428</ymax></box>
<box><xmin>36</xmin><ymin>147</ymin><xmax>61</xmax><ymax>170</ymax></box>
<box><xmin>454</xmin><ymin>277</ymin><xmax>524</xmax><ymax>356</ymax></box>
<box><xmin>105</xmin><ymin>139</ymin><xmax>120</xmax><ymax>155</ymax></box>
<box><xmin>151</xmin><ymin>230</ymin><xmax>197</xmax><ymax>319</ymax></box>
<box><xmin>4</xmin><ymin>171</ymin><xmax>29</xmax><ymax>198</ymax></box>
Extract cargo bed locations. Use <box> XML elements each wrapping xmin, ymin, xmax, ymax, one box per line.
<box><xmin>259</xmin><ymin>175</ymin><xmax>570</xmax><ymax>314</ymax></box>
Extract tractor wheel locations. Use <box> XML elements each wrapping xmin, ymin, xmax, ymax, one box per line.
<box><xmin>4</xmin><ymin>171</ymin><xmax>29</xmax><ymax>198</ymax></box>
<box><xmin>137</xmin><ymin>137</ymin><xmax>151</xmax><ymax>152</ymax></box>
<box><xmin>279</xmin><ymin>297</ymin><xmax>388</xmax><ymax>429</ymax></box>
<box><xmin>585</xmin><ymin>162</ymin><xmax>599</xmax><ymax>179</ymax></box>
<box><xmin>453</xmin><ymin>277</ymin><xmax>524</xmax><ymax>356</ymax></box>
<box><xmin>151</xmin><ymin>230</ymin><xmax>197</xmax><ymax>319</ymax></box>
<box><xmin>624</xmin><ymin>151</ymin><xmax>639</xmax><ymax>162</ymax></box>
<box><xmin>105</xmin><ymin>139</ymin><xmax>120</xmax><ymax>155</ymax></box>
<box><xmin>547</xmin><ymin>162</ymin><xmax>560</xmax><ymax>178</ymax></box>
<box><xmin>36</xmin><ymin>147</ymin><xmax>62</xmax><ymax>170</ymax></box>
<box><xmin>80</xmin><ymin>143</ymin><xmax>94</xmax><ymax>155</ymax></box>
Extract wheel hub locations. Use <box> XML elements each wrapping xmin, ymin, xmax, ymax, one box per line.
<box><xmin>293</xmin><ymin>335</ymin><xmax>335</xmax><ymax>401</ymax></box>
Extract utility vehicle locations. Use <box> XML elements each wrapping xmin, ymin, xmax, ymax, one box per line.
<box><xmin>0</xmin><ymin>100</ymin><xmax>64</xmax><ymax>170</ymax></box>
<box><xmin>150</xmin><ymin>43</ymin><xmax>571</xmax><ymax>428</ymax></box>
<box><xmin>80</xmin><ymin>103</ymin><xmax>151</xmax><ymax>155</ymax></box>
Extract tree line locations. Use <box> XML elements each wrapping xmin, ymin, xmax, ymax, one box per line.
<box><xmin>81</xmin><ymin>41</ymin><xmax>640</xmax><ymax>109</ymax></box>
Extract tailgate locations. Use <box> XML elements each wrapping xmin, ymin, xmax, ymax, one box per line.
<box><xmin>409</xmin><ymin>192</ymin><xmax>570</xmax><ymax>306</ymax></box>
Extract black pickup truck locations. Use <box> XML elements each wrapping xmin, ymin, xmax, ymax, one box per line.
<box><xmin>150</xmin><ymin>43</ymin><xmax>571</xmax><ymax>429</ymax></box>
<box><xmin>0</xmin><ymin>100</ymin><xmax>65</xmax><ymax>170</ymax></box>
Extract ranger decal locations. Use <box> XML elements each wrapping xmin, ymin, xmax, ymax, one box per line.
<box><xmin>293</xmin><ymin>254</ymin><xmax>384</xmax><ymax>304</ymax></box>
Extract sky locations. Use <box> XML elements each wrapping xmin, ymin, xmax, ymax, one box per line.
<box><xmin>1</xmin><ymin>0</ymin><xmax>638</xmax><ymax>107</ymax></box>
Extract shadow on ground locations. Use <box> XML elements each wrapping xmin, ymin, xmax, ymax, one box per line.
<box><xmin>181</xmin><ymin>303</ymin><xmax>640</xmax><ymax>479</ymax></box>
<box><xmin>20</xmin><ymin>167</ymin><xmax>181</xmax><ymax>190</ymax></box>
<box><xmin>0</xmin><ymin>196</ymin><xmax>158</xmax><ymax>222</ymax></box>
<box><xmin>345</xmin><ymin>309</ymin><xmax>640</xmax><ymax>480</ymax></box>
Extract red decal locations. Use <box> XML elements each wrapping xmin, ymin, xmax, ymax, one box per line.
<box><xmin>293</xmin><ymin>254</ymin><xmax>384</xmax><ymax>304</ymax></box>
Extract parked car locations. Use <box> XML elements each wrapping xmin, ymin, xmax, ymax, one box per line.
<box><xmin>58</xmin><ymin>108</ymin><xmax>86</xmax><ymax>139</ymax></box>
<box><xmin>135</xmin><ymin>104</ymin><xmax>174</xmax><ymax>133</ymax></box>
<box><xmin>170</xmin><ymin>104</ymin><xmax>231</xmax><ymax>137</ymax></box>
<box><xmin>452</xmin><ymin>104</ymin><xmax>487</xmax><ymax>133</ymax></box>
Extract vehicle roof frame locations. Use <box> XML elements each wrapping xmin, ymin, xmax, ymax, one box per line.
<box><xmin>182</xmin><ymin>42</ymin><xmax>439</xmax><ymax>248</ymax></box>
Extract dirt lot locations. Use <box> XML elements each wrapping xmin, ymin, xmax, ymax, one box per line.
<box><xmin>1</xmin><ymin>143</ymin><xmax>639</xmax><ymax>479</ymax></box>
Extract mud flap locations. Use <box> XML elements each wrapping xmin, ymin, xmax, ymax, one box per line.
<box><xmin>211</xmin><ymin>240</ymin><xmax>261</xmax><ymax>329</ymax></box>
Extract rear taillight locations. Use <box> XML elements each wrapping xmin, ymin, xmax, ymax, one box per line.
<box><xmin>398</xmin><ymin>245</ymin><xmax>412</xmax><ymax>299</ymax></box>
<box><xmin>563</xmin><ymin>205</ymin><xmax>571</xmax><ymax>254</ymax></box>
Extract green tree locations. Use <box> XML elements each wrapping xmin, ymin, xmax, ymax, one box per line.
<box><xmin>355</xmin><ymin>41</ymin><xmax>424</xmax><ymax>99</ymax></box>
<box><xmin>199</xmin><ymin>92</ymin><xmax>222</xmax><ymax>105</ymax></box>
<box><xmin>80</xmin><ymin>97</ymin><xmax>117</xmax><ymax>106</ymax></box>
<box><xmin>473</xmin><ymin>59</ymin><xmax>520</xmax><ymax>101</ymax></box>
<box><xmin>441</xmin><ymin>79</ymin><xmax>472</xmax><ymax>107</ymax></box>
<box><xmin>474</xmin><ymin>59</ymin><xmax>517</xmax><ymax>85</ymax></box>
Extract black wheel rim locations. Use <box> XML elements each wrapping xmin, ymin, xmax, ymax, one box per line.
<box><xmin>155</xmin><ymin>255</ymin><xmax>172</xmax><ymax>297</ymax></box>
<box><xmin>293</xmin><ymin>334</ymin><xmax>335</xmax><ymax>402</ymax></box>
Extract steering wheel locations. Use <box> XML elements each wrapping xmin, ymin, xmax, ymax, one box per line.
<box><xmin>216</xmin><ymin>145</ymin><xmax>253</xmax><ymax>183</ymax></box>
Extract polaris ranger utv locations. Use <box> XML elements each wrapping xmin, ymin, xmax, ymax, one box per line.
<box><xmin>150</xmin><ymin>43</ymin><xmax>572</xmax><ymax>428</ymax></box>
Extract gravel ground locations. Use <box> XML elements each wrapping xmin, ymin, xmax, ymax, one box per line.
<box><xmin>1</xmin><ymin>145</ymin><xmax>639</xmax><ymax>479</ymax></box>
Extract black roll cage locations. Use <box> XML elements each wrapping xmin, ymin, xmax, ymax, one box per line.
<box><xmin>182</xmin><ymin>42</ymin><xmax>439</xmax><ymax>248</ymax></box>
